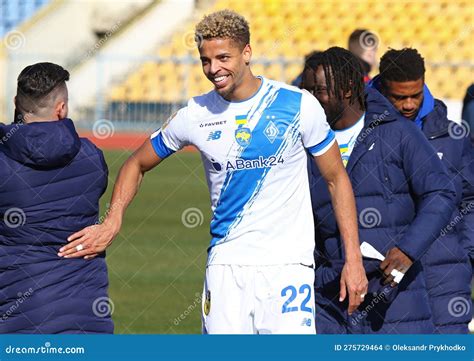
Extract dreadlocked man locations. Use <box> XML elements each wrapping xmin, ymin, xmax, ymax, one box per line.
<box><xmin>303</xmin><ymin>48</ymin><xmax>365</xmax><ymax>128</ymax></box>
<box><xmin>303</xmin><ymin>47</ymin><xmax>457</xmax><ymax>334</ymax></box>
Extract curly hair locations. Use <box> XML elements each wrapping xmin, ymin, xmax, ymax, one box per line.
<box><xmin>195</xmin><ymin>9</ymin><xmax>250</xmax><ymax>49</ymax></box>
<box><xmin>379</xmin><ymin>48</ymin><xmax>425</xmax><ymax>84</ymax></box>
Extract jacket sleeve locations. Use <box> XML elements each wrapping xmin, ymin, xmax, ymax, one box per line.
<box><xmin>97</xmin><ymin>147</ymin><xmax>109</xmax><ymax>197</ymax></box>
<box><xmin>307</xmin><ymin>151</ymin><xmax>331</xmax><ymax>277</ymax></box>
<box><xmin>459</xmin><ymin>137</ymin><xmax>474</xmax><ymax>267</ymax></box>
<box><xmin>395</xmin><ymin>123</ymin><xmax>457</xmax><ymax>261</ymax></box>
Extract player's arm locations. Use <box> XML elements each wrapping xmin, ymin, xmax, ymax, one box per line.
<box><xmin>313</xmin><ymin>142</ymin><xmax>368</xmax><ymax>315</ymax></box>
<box><xmin>58</xmin><ymin>139</ymin><xmax>162</xmax><ymax>259</ymax></box>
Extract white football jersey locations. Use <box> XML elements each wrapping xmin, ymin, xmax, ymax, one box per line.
<box><xmin>151</xmin><ymin>77</ymin><xmax>335</xmax><ymax>266</ymax></box>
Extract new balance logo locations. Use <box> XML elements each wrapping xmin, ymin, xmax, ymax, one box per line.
<box><xmin>207</xmin><ymin>131</ymin><xmax>222</xmax><ymax>141</ymax></box>
<box><xmin>301</xmin><ymin>318</ymin><xmax>312</xmax><ymax>327</ymax></box>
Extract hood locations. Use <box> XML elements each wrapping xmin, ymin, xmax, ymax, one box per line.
<box><xmin>363</xmin><ymin>87</ymin><xmax>400</xmax><ymax>127</ymax></box>
<box><xmin>462</xmin><ymin>83</ymin><xmax>474</xmax><ymax>110</ymax></box>
<box><xmin>422</xmin><ymin>99</ymin><xmax>452</xmax><ymax>138</ymax></box>
<box><xmin>368</xmin><ymin>75</ymin><xmax>435</xmax><ymax>128</ymax></box>
<box><xmin>0</xmin><ymin>118</ymin><xmax>81</xmax><ymax>169</ymax></box>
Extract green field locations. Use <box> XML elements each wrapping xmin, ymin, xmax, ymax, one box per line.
<box><xmin>102</xmin><ymin>150</ymin><xmax>210</xmax><ymax>334</ymax></box>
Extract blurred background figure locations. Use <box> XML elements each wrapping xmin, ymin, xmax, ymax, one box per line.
<box><xmin>347</xmin><ymin>28</ymin><xmax>378</xmax><ymax>83</ymax></box>
<box><xmin>291</xmin><ymin>50</ymin><xmax>321</xmax><ymax>87</ymax></box>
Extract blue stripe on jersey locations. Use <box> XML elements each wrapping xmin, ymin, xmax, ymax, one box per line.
<box><xmin>241</xmin><ymin>115</ymin><xmax>300</xmax><ymax>219</ymax></box>
<box><xmin>209</xmin><ymin>88</ymin><xmax>302</xmax><ymax>248</ymax></box>
<box><xmin>247</xmin><ymin>84</ymin><xmax>274</xmax><ymax>121</ymax></box>
<box><xmin>150</xmin><ymin>132</ymin><xmax>175</xmax><ymax>159</ymax></box>
<box><xmin>307</xmin><ymin>129</ymin><xmax>335</xmax><ymax>155</ymax></box>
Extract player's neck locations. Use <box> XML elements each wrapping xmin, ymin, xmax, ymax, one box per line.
<box><xmin>227</xmin><ymin>74</ymin><xmax>262</xmax><ymax>102</ymax></box>
<box><xmin>333</xmin><ymin>107</ymin><xmax>364</xmax><ymax>131</ymax></box>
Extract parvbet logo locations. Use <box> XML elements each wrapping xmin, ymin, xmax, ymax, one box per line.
<box><xmin>234</xmin><ymin>115</ymin><xmax>252</xmax><ymax>147</ymax></box>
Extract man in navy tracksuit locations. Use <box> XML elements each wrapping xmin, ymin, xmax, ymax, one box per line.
<box><xmin>370</xmin><ymin>48</ymin><xmax>474</xmax><ymax>333</ymax></box>
<box><xmin>0</xmin><ymin>63</ymin><xmax>113</xmax><ymax>333</ymax></box>
<box><xmin>462</xmin><ymin>84</ymin><xmax>474</xmax><ymax>145</ymax></box>
<box><xmin>302</xmin><ymin>47</ymin><xmax>457</xmax><ymax>333</ymax></box>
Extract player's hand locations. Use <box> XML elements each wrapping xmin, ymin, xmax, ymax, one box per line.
<box><xmin>340</xmin><ymin>260</ymin><xmax>368</xmax><ymax>315</ymax></box>
<box><xmin>380</xmin><ymin>247</ymin><xmax>413</xmax><ymax>287</ymax></box>
<box><xmin>58</xmin><ymin>221</ymin><xmax>119</xmax><ymax>259</ymax></box>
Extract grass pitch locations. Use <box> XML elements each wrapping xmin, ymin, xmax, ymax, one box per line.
<box><xmin>102</xmin><ymin>150</ymin><xmax>210</xmax><ymax>334</ymax></box>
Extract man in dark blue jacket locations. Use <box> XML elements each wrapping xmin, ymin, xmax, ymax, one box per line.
<box><xmin>370</xmin><ymin>48</ymin><xmax>474</xmax><ymax>333</ymax></box>
<box><xmin>0</xmin><ymin>63</ymin><xmax>113</xmax><ymax>333</ymax></box>
<box><xmin>462</xmin><ymin>84</ymin><xmax>474</xmax><ymax>146</ymax></box>
<box><xmin>302</xmin><ymin>47</ymin><xmax>457</xmax><ymax>333</ymax></box>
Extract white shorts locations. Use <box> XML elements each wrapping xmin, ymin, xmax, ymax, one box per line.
<box><xmin>201</xmin><ymin>264</ymin><xmax>316</xmax><ymax>334</ymax></box>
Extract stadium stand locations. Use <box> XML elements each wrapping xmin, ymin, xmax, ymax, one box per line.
<box><xmin>109</xmin><ymin>0</ymin><xmax>473</xmax><ymax>108</ymax></box>
<box><xmin>0</xmin><ymin>0</ymin><xmax>472</xmax><ymax>127</ymax></box>
<box><xmin>0</xmin><ymin>0</ymin><xmax>162</xmax><ymax>124</ymax></box>
<box><xmin>0</xmin><ymin>0</ymin><xmax>50</xmax><ymax>36</ymax></box>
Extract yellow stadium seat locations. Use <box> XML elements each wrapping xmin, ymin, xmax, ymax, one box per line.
<box><xmin>284</xmin><ymin>63</ymin><xmax>304</xmax><ymax>85</ymax></box>
<box><xmin>109</xmin><ymin>86</ymin><xmax>127</xmax><ymax>101</ymax></box>
<box><xmin>251</xmin><ymin>63</ymin><xmax>265</xmax><ymax>78</ymax></box>
<box><xmin>108</xmin><ymin>0</ymin><xmax>473</xmax><ymax>102</ymax></box>
<box><xmin>158</xmin><ymin>47</ymin><xmax>173</xmax><ymax>58</ymax></box>
<box><xmin>264</xmin><ymin>63</ymin><xmax>284</xmax><ymax>81</ymax></box>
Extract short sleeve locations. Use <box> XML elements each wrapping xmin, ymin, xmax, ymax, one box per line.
<box><xmin>150</xmin><ymin>106</ymin><xmax>189</xmax><ymax>159</ymax></box>
<box><xmin>299</xmin><ymin>90</ymin><xmax>335</xmax><ymax>156</ymax></box>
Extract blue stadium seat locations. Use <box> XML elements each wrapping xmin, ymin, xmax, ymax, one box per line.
<box><xmin>0</xmin><ymin>0</ymin><xmax>50</xmax><ymax>37</ymax></box>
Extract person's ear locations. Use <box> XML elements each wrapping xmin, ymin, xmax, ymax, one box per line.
<box><xmin>55</xmin><ymin>101</ymin><xmax>66</xmax><ymax>120</ymax></box>
<box><xmin>243</xmin><ymin>44</ymin><xmax>252</xmax><ymax>65</ymax></box>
